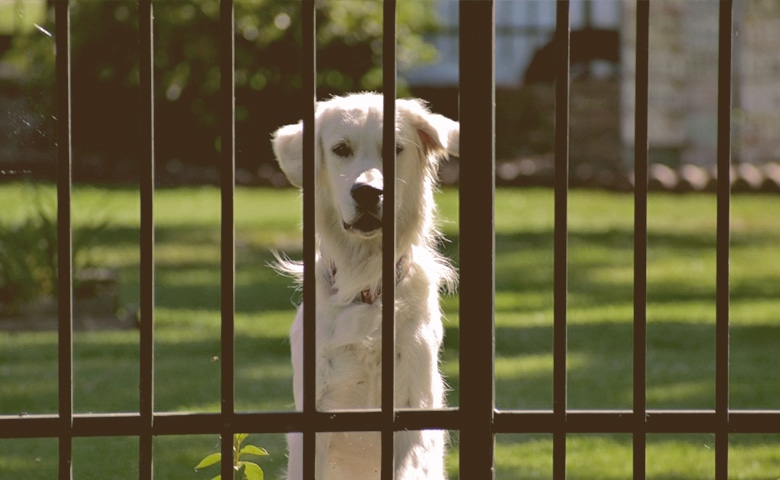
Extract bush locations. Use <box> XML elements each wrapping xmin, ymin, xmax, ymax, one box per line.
<box><xmin>0</xmin><ymin>184</ymin><xmax>107</xmax><ymax>315</ymax></box>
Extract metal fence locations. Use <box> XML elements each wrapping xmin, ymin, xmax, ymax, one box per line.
<box><xmin>1</xmin><ymin>0</ymin><xmax>779</xmax><ymax>479</ymax></box>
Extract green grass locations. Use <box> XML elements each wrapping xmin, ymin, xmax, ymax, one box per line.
<box><xmin>1</xmin><ymin>182</ymin><xmax>779</xmax><ymax>479</ymax></box>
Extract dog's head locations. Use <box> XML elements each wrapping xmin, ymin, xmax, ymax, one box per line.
<box><xmin>272</xmin><ymin>93</ymin><xmax>459</xmax><ymax>240</ymax></box>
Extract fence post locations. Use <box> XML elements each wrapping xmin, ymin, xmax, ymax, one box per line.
<box><xmin>55</xmin><ymin>1</ymin><xmax>73</xmax><ymax>478</ymax></box>
<box><xmin>219</xmin><ymin>1</ymin><xmax>237</xmax><ymax>479</ymax></box>
<box><xmin>138</xmin><ymin>0</ymin><xmax>155</xmax><ymax>478</ymax></box>
<box><xmin>301</xmin><ymin>1</ymin><xmax>318</xmax><ymax>478</ymax></box>
<box><xmin>715</xmin><ymin>1</ymin><xmax>733</xmax><ymax>478</ymax></box>
<box><xmin>381</xmin><ymin>1</ymin><xmax>398</xmax><ymax>478</ymax></box>
<box><xmin>633</xmin><ymin>1</ymin><xmax>650</xmax><ymax>478</ymax></box>
<box><xmin>553</xmin><ymin>2</ymin><xmax>570</xmax><ymax>478</ymax></box>
<box><xmin>458</xmin><ymin>1</ymin><xmax>495</xmax><ymax>478</ymax></box>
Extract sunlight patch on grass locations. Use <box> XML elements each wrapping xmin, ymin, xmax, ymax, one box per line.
<box><xmin>236</xmin><ymin>311</ymin><xmax>295</xmax><ymax>338</ymax></box>
<box><xmin>495</xmin><ymin>434</ymin><xmax>553</xmax><ymax>479</ymax></box>
<box><xmin>583</xmin><ymin>263</ymin><xmax>634</xmax><ymax>286</ymax></box>
<box><xmin>158</xmin><ymin>267</ymin><xmax>221</xmax><ymax>287</ymax></box>
<box><xmin>495</xmin><ymin>291</ymin><xmax>551</xmax><ymax>314</ymax></box>
<box><xmin>495</xmin><ymin>353</ymin><xmax>553</xmax><ymax>379</ymax></box>
<box><xmin>556</xmin><ymin>353</ymin><xmax>590</xmax><ymax>374</ymax></box>
<box><xmin>87</xmin><ymin>244</ymin><xmax>140</xmax><ymax>269</ymax></box>
<box><xmin>155</xmin><ymin>243</ymin><xmax>221</xmax><ymax>266</ymax></box>
<box><xmin>242</xmin><ymin>230</ymin><xmax>303</xmax><ymax>253</ymax></box>
<box><xmin>647</xmin><ymin>302</ymin><xmax>716</xmax><ymax>325</ymax></box>
<box><xmin>646</xmin><ymin>381</ymin><xmax>714</xmax><ymax>406</ymax></box>
<box><xmin>729</xmin><ymin>435</ymin><xmax>780</xmax><ymax>479</ymax></box>
<box><xmin>154</xmin><ymin>307</ymin><xmax>221</xmax><ymax>331</ymax></box>
<box><xmin>566</xmin><ymin>435</ymin><xmax>633</xmax><ymax>479</ymax></box>
<box><xmin>567</xmin><ymin>303</ymin><xmax>633</xmax><ymax>325</ymax></box>
<box><xmin>646</xmin><ymin>435</ymin><xmax>715</xmax><ymax>478</ymax></box>
<box><xmin>731</xmin><ymin>299</ymin><xmax>780</xmax><ymax>326</ymax></box>
<box><xmin>238</xmin><ymin>361</ymin><xmax>292</xmax><ymax>381</ymax></box>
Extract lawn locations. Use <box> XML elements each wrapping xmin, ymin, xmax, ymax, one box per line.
<box><xmin>1</xmin><ymin>182</ymin><xmax>779</xmax><ymax>479</ymax></box>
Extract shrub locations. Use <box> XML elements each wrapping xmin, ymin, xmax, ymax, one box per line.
<box><xmin>0</xmin><ymin>185</ymin><xmax>107</xmax><ymax>315</ymax></box>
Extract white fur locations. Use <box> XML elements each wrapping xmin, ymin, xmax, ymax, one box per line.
<box><xmin>271</xmin><ymin>93</ymin><xmax>459</xmax><ymax>479</ymax></box>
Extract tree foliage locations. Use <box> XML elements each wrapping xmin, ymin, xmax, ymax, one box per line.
<box><xmin>5</xmin><ymin>0</ymin><xmax>441</xmax><ymax>180</ymax></box>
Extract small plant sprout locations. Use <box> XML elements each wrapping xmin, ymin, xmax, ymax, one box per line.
<box><xmin>194</xmin><ymin>433</ymin><xmax>268</xmax><ymax>480</ymax></box>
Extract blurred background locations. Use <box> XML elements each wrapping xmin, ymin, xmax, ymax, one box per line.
<box><xmin>2</xmin><ymin>0</ymin><xmax>779</xmax><ymax>191</ymax></box>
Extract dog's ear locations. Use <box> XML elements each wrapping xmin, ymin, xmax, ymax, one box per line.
<box><xmin>419</xmin><ymin>113</ymin><xmax>459</xmax><ymax>158</ymax></box>
<box><xmin>271</xmin><ymin>121</ymin><xmax>304</xmax><ymax>187</ymax></box>
<box><xmin>402</xmin><ymin>101</ymin><xmax>460</xmax><ymax>159</ymax></box>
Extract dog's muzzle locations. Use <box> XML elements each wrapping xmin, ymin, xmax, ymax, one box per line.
<box><xmin>345</xmin><ymin>173</ymin><xmax>383</xmax><ymax>235</ymax></box>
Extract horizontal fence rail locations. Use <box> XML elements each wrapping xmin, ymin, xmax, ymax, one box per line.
<box><xmin>5</xmin><ymin>409</ymin><xmax>780</xmax><ymax>439</ymax></box>
<box><xmin>1</xmin><ymin>1</ymin><xmax>778</xmax><ymax>479</ymax></box>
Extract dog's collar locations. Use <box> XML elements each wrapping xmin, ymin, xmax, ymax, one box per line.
<box><xmin>327</xmin><ymin>254</ymin><xmax>411</xmax><ymax>304</ymax></box>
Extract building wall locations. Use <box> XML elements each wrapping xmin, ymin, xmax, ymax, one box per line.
<box><xmin>738</xmin><ymin>0</ymin><xmax>780</xmax><ymax>164</ymax></box>
<box><xmin>622</xmin><ymin>0</ymin><xmax>780</xmax><ymax>166</ymax></box>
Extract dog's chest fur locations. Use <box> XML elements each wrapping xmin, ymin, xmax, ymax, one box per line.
<box><xmin>285</xmin><ymin>251</ymin><xmax>449</xmax><ymax>479</ymax></box>
<box><xmin>311</xmin><ymin>258</ymin><xmax>444</xmax><ymax>412</ymax></box>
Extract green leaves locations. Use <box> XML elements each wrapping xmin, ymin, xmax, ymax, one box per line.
<box><xmin>194</xmin><ymin>453</ymin><xmax>222</xmax><ymax>470</ymax></box>
<box><xmin>238</xmin><ymin>461</ymin><xmax>264</xmax><ymax>480</ymax></box>
<box><xmin>194</xmin><ymin>434</ymin><xmax>267</xmax><ymax>480</ymax></box>
<box><xmin>239</xmin><ymin>445</ymin><xmax>269</xmax><ymax>457</ymax></box>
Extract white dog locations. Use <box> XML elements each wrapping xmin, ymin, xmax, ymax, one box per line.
<box><xmin>271</xmin><ymin>93</ymin><xmax>459</xmax><ymax>479</ymax></box>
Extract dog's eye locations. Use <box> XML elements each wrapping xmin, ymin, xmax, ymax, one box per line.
<box><xmin>332</xmin><ymin>142</ymin><xmax>352</xmax><ymax>158</ymax></box>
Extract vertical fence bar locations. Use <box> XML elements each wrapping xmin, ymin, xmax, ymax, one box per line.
<box><xmin>458</xmin><ymin>1</ymin><xmax>495</xmax><ymax>478</ymax></box>
<box><xmin>553</xmin><ymin>1</ymin><xmax>570</xmax><ymax>478</ymax></box>
<box><xmin>219</xmin><ymin>1</ymin><xmax>236</xmax><ymax>479</ymax></box>
<box><xmin>716</xmin><ymin>1</ymin><xmax>733</xmax><ymax>478</ymax></box>
<box><xmin>381</xmin><ymin>0</ymin><xmax>397</xmax><ymax>478</ymax></box>
<box><xmin>55</xmin><ymin>1</ymin><xmax>73</xmax><ymax>478</ymax></box>
<box><xmin>137</xmin><ymin>0</ymin><xmax>155</xmax><ymax>478</ymax></box>
<box><xmin>633</xmin><ymin>1</ymin><xmax>650</xmax><ymax>479</ymax></box>
<box><xmin>301</xmin><ymin>0</ymin><xmax>317</xmax><ymax>477</ymax></box>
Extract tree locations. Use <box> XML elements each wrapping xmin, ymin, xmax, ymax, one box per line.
<box><xmin>4</xmin><ymin>0</ymin><xmax>441</xmax><ymax>182</ymax></box>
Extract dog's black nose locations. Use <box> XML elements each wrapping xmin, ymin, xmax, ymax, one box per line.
<box><xmin>351</xmin><ymin>183</ymin><xmax>383</xmax><ymax>210</ymax></box>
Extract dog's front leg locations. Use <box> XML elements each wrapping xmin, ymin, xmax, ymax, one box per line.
<box><xmin>286</xmin><ymin>309</ymin><xmax>304</xmax><ymax>479</ymax></box>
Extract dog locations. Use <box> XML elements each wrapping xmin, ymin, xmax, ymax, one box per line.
<box><xmin>271</xmin><ymin>92</ymin><xmax>459</xmax><ymax>479</ymax></box>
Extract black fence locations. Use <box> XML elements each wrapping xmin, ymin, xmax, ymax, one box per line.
<box><xmin>1</xmin><ymin>1</ymin><xmax>779</xmax><ymax>479</ymax></box>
